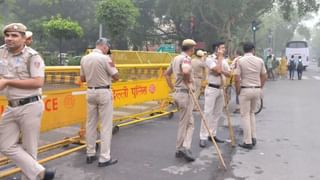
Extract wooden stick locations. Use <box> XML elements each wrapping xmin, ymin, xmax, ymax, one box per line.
<box><xmin>221</xmin><ymin>75</ymin><xmax>236</xmax><ymax>147</ymax></box>
<box><xmin>223</xmin><ymin>87</ymin><xmax>236</xmax><ymax>147</ymax></box>
<box><xmin>188</xmin><ymin>89</ymin><xmax>227</xmax><ymax>169</ymax></box>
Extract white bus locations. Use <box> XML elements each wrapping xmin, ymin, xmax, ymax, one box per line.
<box><xmin>285</xmin><ymin>41</ymin><xmax>309</xmax><ymax>69</ymax></box>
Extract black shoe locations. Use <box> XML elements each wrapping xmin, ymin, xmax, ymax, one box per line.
<box><xmin>199</xmin><ymin>140</ymin><xmax>207</xmax><ymax>148</ymax></box>
<box><xmin>43</xmin><ymin>170</ymin><xmax>55</xmax><ymax>180</ymax></box>
<box><xmin>175</xmin><ymin>150</ymin><xmax>184</xmax><ymax>158</ymax></box>
<box><xmin>183</xmin><ymin>149</ymin><xmax>195</xmax><ymax>162</ymax></box>
<box><xmin>238</xmin><ymin>143</ymin><xmax>253</xmax><ymax>150</ymax></box>
<box><xmin>86</xmin><ymin>156</ymin><xmax>97</xmax><ymax>164</ymax></box>
<box><xmin>98</xmin><ymin>159</ymin><xmax>118</xmax><ymax>167</ymax></box>
<box><xmin>208</xmin><ymin>136</ymin><xmax>225</xmax><ymax>143</ymax></box>
<box><xmin>252</xmin><ymin>138</ymin><xmax>257</xmax><ymax>146</ymax></box>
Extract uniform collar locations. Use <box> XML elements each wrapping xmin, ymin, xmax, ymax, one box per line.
<box><xmin>181</xmin><ymin>52</ymin><xmax>190</xmax><ymax>58</ymax></box>
<box><xmin>93</xmin><ymin>48</ymin><xmax>103</xmax><ymax>54</ymax></box>
<box><xmin>244</xmin><ymin>53</ymin><xmax>254</xmax><ymax>56</ymax></box>
<box><xmin>5</xmin><ymin>45</ymin><xmax>26</xmax><ymax>56</ymax></box>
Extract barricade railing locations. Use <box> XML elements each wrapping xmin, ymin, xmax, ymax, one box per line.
<box><xmin>0</xmin><ymin>64</ymin><xmax>176</xmax><ymax>178</ymax></box>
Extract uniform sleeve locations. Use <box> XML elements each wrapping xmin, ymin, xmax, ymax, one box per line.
<box><xmin>206</xmin><ymin>58</ymin><xmax>216</xmax><ymax>69</ymax></box>
<box><xmin>105</xmin><ymin>56</ymin><xmax>118</xmax><ymax>76</ymax></box>
<box><xmin>80</xmin><ymin>58</ymin><xmax>85</xmax><ymax>76</ymax></box>
<box><xmin>29</xmin><ymin>54</ymin><xmax>45</xmax><ymax>78</ymax></box>
<box><xmin>235</xmin><ymin>60</ymin><xmax>241</xmax><ymax>76</ymax></box>
<box><xmin>223</xmin><ymin>60</ymin><xmax>231</xmax><ymax>72</ymax></box>
<box><xmin>166</xmin><ymin>62</ymin><xmax>173</xmax><ymax>74</ymax></box>
<box><xmin>261</xmin><ymin>60</ymin><xmax>267</xmax><ymax>74</ymax></box>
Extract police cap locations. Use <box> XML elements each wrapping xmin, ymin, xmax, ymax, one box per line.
<box><xmin>182</xmin><ymin>39</ymin><xmax>196</xmax><ymax>46</ymax></box>
<box><xmin>3</xmin><ymin>23</ymin><xmax>27</xmax><ymax>34</ymax></box>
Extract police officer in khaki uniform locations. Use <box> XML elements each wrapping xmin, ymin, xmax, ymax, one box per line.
<box><xmin>25</xmin><ymin>31</ymin><xmax>33</xmax><ymax>47</ymax></box>
<box><xmin>0</xmin><ymin>23</ymin><xmax>55</xmax><ymax>180</ymax></box>
<box><xmin>199</xmin><ymin>42</ymin><xmax>231</xmax><ymax>148</ymax></box>
<box><xmin>165</xmin><ymin>39</ymin><xmax>196</xmax><ymax>162</ymax></box>
<box><xmin>191</xmin><ymin>49</ymin><xmax>206</xmax><ymax>103</ymax></box>
<box><xmin>235</xmin><ymin>42</ymin><xmax>267</xmax><ymax>149</ymax></box>
<box><xmin>80</xmin><ymin>38</ymin><xmax>119</xmax><ymax>167</ymax></box>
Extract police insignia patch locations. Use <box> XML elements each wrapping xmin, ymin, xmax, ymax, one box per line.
<box><xmin>34</xmin><ymin>62</ymin><xmax>40</xmax><ymax>68</ymax></box>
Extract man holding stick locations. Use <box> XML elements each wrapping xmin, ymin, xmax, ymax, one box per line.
<box><xmin>199</xmin><ymin>42</ymin><xmax>231</xmax><ymax>148</ymax></box>
<box><xmin>165</xmin><ymin>39</ymin><xmax>196</xmax><ymax>162</ymax></box>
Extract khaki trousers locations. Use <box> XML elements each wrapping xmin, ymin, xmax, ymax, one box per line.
<box><xmin>173</xmin><ymin>92</ymin><xmax>194</xmax><ymax>151</ymax></box>
<box><xmin>0</xmin><ymin>101</ymin><xmax>45</xmax><ymax>180</ymax></box>
<box><xmin>200</xmin><ymin>87</ymin><xmax>224</xmax><ymax>140</ymax></box>
<box><xmin>86</xmin><ymin>89</ymin><xmax>113</xmax><ymax>163</ymax></box>
<box><xmin>239</xmin><ymin>88</ymin><xmax>261</xmax><ymax>144</ymax></box>
<box><xmin>193</xmin><ymin>78</ymin><xmax>202</xmax><ymax>99</ymax></box>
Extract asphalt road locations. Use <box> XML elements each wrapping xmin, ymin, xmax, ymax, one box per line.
<box><xmin>4</xmin><ymin>63</ymin><xmax>320</xmax><ymax>180</ymax></box>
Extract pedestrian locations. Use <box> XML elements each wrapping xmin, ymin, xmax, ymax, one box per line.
<box><xmin>80</xmin><ymin>38</ymin><xmax>119</xmax><ymax>167</ymax></box>
<box><xmin>296</xmin><ymin>56</ymin><xmax>304</xmax><ymax>80</ymax></box>
<box><xmin>191</xmin><ymin>49</ymin><xmax>206</xmax><ymax>106</ymax></box>
<box><xmin>0</xmin><ymin>23</ymin><xmax>55</xmax><ymax>180</ymax></box>
<box><xmin>231</xmin><ymin>50</ymin><xmax>243</xmax><ymax>114</ymax></box>
<box><xmin>288</xmin><ymin>55</ymin><xmax>296</xmax><ymax>80</ymax></box>
<box><xmin>279</xmin><ymin>56</ymin><xmax>288</xmax><ymax>80</ymax></box>
<box><xmin>271</xmin><ymin>55</ymin><xmax>279</xmax><ymax>80</ymax></box>
<box><xmin>199</xmin><ymin>42</ymin><xmax>231</xmax><ymax>148</ymax></box>
<box><xmin>235</xmin><ymin>42</ymin><xmax>267</xmax><ymax>149</ymax></box>
<box><xmin>165</xmin><ymin>39</ymin><xmax>197</xmax><ymax>162</ymax></box>
<box><xmin>25</xmin><ymin>31</ymin><xmax>33</xmax><ymax>46</ymax></box>
<box><xmin>266</xmin><ymin>55</ymin><xmax>274</xmax><ymax>80</ymax></box>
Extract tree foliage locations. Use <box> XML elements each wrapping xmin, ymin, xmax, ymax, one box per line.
<box><xmin>0</xmin><ymin>0</ymin><xmax>319</xmax><ymax>57</ymax></box>
<box><xmin>43</xmin><ymin>15</ymin><xmax>83</xmax><ymax>40</ymax></box>
<box><xmin>97</xmin><ymin>0</ymin><xmax>139</xmax><ymax>49</ymax></box>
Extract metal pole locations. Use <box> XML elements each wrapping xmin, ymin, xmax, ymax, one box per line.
<box><xmin>99</xmin><ymin>24</ymin><xmax>103</xmax><ymax>38</ymax></box>
<box><xmin>253</xmin><ymin>31</ymin><xmax>256</xmax><ymax>47</ymax></box>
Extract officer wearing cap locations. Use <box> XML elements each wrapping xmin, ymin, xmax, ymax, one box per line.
<box><xmin>191</xmin><ymin>49</ymin><xmax>206</xmax><ymax>105</ymax></box>
<box><xmin>199</xmin><ymin>41</ymin><xmax>230</xmax><ymax>148</ymax></box>
<box><xmin>0</xmin><ymin>23</ymin><xmax>55</xmax><ymax>180</ymax></box>
<box><xmin>80</xmin><ymin>37</ymin><xmax>119</xmax><ymax>167</ymax></box>
<box><xmin>25</xmin><ymin>31</ymin><xmax>33</xmax><ymax>46</ymax></box>
<box><xmin>235</xmin><ymin>42</ymin><xmax>267</xmax><ymax>149</ymax></box>
<box><xmin>165</xmin><ymin>39</ymin><xmax>196</xmax><ymax>162</ymax></box>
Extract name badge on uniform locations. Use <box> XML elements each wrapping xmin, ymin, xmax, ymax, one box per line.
<box><xmin>0</xmin><ymin>59</ymin><xmax>8</xmax><ymax>75</ymax></box>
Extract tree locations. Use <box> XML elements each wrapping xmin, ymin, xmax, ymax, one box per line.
<box><xmin>43</xmin><ymin>15</ymin><xmax>83</xmax><ymax>64</ymax></box>
<box><xmin>278</xmin><ymin>0</ymin><xmax>320</xmax><ymax>21</ymax></box>
<box><xmin>96</xmin><ymin>0</ymin><xmax>139</xmax><ymax>49</ymax></box>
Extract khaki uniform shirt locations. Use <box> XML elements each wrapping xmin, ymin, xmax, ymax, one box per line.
<box><xmin>191</xmin><ymin>57</ymin><xmax>206</xmax><ymax>80</ymax></box>
<box><xmin>235</xmin><ymin>53</ymin><xmax>267</xmax><ymax>86</ymax></box>
<box><xmin>0</xmin><ymin>45</ymin><xmax>45</xmax><ymax>100</ymax></box>
<box><xmin>167</xmin><ymin>52</ymin><xmax>194</xmax><ymax>90</ymax></box>
<box><xmin>80</xmin><ymin>49</ymin><xmax>118</xmax><ymax>87</ymax></box>
<box><xmin>206</xmin><ymin>54</ymin><xmax>230</xmax><ymax>85</ymax></box>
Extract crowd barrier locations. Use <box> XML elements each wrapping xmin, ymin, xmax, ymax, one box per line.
<box><xmin>0</xmin><ymin>63</ymin><xmax>176</xmax><ymax>178</ymax></box>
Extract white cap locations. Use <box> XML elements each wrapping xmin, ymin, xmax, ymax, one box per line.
<box><xmin>196</xmin><ymin>50</ymin><xmax>205</xmax><ymax>57</ymax></box>
<box><xmin>182</xmin><ymin>39</ymin><xmax>196</xmax><ymax>46</ymax></box>
<box><xmin>25</xmin><ymin>31</ymin><xmax>33</xmax><ymax>38</ymax></box>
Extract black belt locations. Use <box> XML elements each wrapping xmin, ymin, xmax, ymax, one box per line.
<box><xmin>208</xmin><ymin>83</ymin><xmax>221</xmax><ymax>89</ymax></box>
<box><xmin>175</xmin><ymin>89</ymin><xmax>189</xmax><ymax>93</ymax></box>
<box><xmin>241</xmin><ymin>86</ymin><xmax>261</xmax><ymax>89</ymax></box>
<box><xmin>8</xmin><ymin>96</ymin><xmax>41</xmax><ymax>107</ymax></box>
<box><xmin>88</xmin><ymin>85</ymin><xmax>110</xmax><ymax>89</ymax></box>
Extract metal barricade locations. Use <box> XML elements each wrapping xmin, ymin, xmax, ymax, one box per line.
<box><xmin>0</xmin><ymin>63</ymin><xmax>176</xmax><ymax>178</ymax></box>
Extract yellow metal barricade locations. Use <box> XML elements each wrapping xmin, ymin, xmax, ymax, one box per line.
<box><xmin>0</xmin><ymin>63</ymin><xmax>175</xmax><ymax>178</ymax></box>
